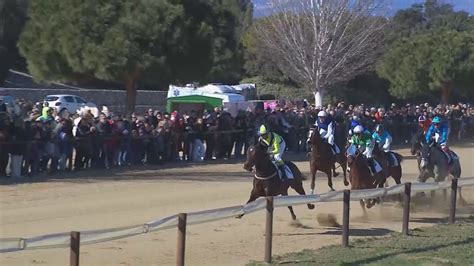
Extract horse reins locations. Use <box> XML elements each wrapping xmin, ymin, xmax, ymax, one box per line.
<box><xmin>254</xmin><ymin>171</ymin><xmax>278</xmax><ymax>180</ymax></box>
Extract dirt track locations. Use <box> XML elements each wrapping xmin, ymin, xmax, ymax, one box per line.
<box><xmin>1</xmin><ymin>145</ymin><xmax>473</xmax><ymax>266</ymax></box>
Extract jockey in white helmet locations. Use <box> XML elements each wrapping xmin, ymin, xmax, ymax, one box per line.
<box><xmin>314</xmin><ymin>110</ymin><xmax>340</xmax><ymax>154</ymax></box>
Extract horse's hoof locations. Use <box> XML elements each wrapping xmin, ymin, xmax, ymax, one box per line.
<box><xmin>334</xmin><ymin>172</ymin><xmax>340</xmax><ymax>177</ymax></box>
<box><xmin>310</xmin><ymin>189</ymin><xmax>315</xmax><ymax>195</ymax></box>
<box><xmin>235</xmin><ymin>215</ymin><xmax>244</xmax><ymax>219</ymax></box>
<box><xmin>329</xmin><ymin>188</ymin><xmax>335</xmax><ymax>192</ymax></box>
<box><xmin>308</xmin><ymin>204</ymin><xmax>315</xmax><ymax>210</ymax></box>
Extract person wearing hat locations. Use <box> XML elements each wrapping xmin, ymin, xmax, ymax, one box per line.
<box><xmin>425</xmin><ymin>116</ymin><xmax>452</xmax><ymax>163</ymax></box>
<box><xmin>372</xmin><ymin>124</ymin><xmax>392</xmax><ymax>152</ymax></box>
<box><xmin>315</xmin><ymin>110</ymin><xmax>340</xmax><ymax>155</ymax></box>
<box><xmin>350</xmin><ymin>125</ymin><xmax>382</xmax><ymax>175</ymax></box>
<box><xmin>258</xmin><ymin>124</ymin><xmax>287</xmax><ymax>180</ymax></box>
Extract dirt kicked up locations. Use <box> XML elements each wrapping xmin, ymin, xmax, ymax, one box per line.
<box><xmin>1</xmin><ymin>145</ymin><xmax>473</xmax><ymax>266</ymax></box>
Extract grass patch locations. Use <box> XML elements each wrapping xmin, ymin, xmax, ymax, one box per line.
<box><xmin>249</xmin><ymin>217</ymin><xmax>474</xmax><ymax>265</ymax></box>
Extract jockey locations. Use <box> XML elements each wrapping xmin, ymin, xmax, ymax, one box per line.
<box><xmin>418</xmin><ymin>115</ymin><xmax>431</xmax><ymax>135</ymax></box>
<box><xmin>315</xmin><ymin>111</ymin><xmax>340</xmax><ymax>154</ymax></box>
<box><xmin>350</xmin><ymin>125</ymin><xmax>380</xmax><ymax>175</ymax></box>
<box><xmin>425</xmin><ymin>116</ymin><xmax>452</xmax><ymax>162</ymax></box>
<box><xmin>372</xmin><ymin>124</ymin><xmax>392</xmax><ymax>152</ymax></box>
<box><xmin>258</xmin><ymin>124</ymin><xmax>287</xmax><ymax>179</ymax></box>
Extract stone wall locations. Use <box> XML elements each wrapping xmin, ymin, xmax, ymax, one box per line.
<box><xmin>1</xmin><ymin>88</ymin><xmax>168</xmax><ymax>113</ymax></box>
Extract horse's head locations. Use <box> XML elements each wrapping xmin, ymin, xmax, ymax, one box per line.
<box><xmin>419</xmin><ymin>141</ymin><xmax>432</xmax><ymax>169</ymax></box>
<box><xmin>307</xmin><ymin>127</ymin><xmax>322</xmax><ymax>147</ymax></box>
<box><xmin>243</xmin><ymin>142</ymin><xmax>268</xmax><ymax>172</ymax></box>
<box><xmin>345</xmin><ymin>144</ymin><xmax>360</xmax><ymax>168</ymax></box>
<box><xmin>410</xmin><ymin>134</ymin><xmax>421</xmax><ymax>156</ymax></box>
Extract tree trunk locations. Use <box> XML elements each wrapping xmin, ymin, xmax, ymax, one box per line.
<box><xmin>441</xmin><ymin>84</ymin><xmax>451</xmax><ymax>105</ymax></box>
<box><xmin>124</xmin><ymin>66</ymin><xmax>141</xmax><ymax>114</ymax></box>
<box><xmin>314</xmin><ymin>89</ymin><xmax>324</xmax><ymax>108</ymax></box>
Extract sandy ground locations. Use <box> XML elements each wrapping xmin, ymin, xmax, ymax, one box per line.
<box><xmin>0</xmin><ymin>145</ymin><xmax>473</xmax><ymax>266</ymax></box>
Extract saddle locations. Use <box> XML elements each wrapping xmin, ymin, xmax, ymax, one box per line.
<box><xmin>272</xmin><ymin>162</ymin><xmax>295</xmax><ymax>180</ymax></box>
<box><xmin>385</xmin><ymin>152</ymin><xmax>400</xmax><ymax>167</ymax></box>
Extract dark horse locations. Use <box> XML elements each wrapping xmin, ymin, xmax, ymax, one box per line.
<box><xmin>372</xmin><ymin>144</ymin><xmax>403</xmax><ymax>186</ymax></box>
<box><xmin>238</xmin><ymin>142</ymin><xmax>315</xmax><ymax>220</ymax></box>
<box><xmin>410</xmin><ymin>134</ymin><xmax>461</xmax><ymax>182</ymax></box>
<box><xmin>307</xmin><ymin>128</ymin><xmax>348</xmax><ymax>192</ymax></box>
<box><xmin>411</xmin><ymin>135</ymin><xmax>466</xmax><ymax>204</ymax></box>
<box><xmin>346</xmin><ymin>145</ymin><xmax>380</xmax><ymax>209</ymax></box>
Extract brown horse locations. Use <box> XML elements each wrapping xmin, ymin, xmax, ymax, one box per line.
<box><xmin>346</xmin><ymin>146</ymin><xmax>380</xmax><ymax>209</ymax></box>
<box><xmin>307</xmin><ymin>128</ymin><xmax>348</xmax><ymax>193</ymax></box>
<box><xmin>238</xmin><ymin>142</ymin><xmax>315</xmax><ymax>220</ymax></box>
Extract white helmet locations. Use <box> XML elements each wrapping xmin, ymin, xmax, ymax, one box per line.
<box><xmin>353</xmin><ymin>125</ymin><xmax>364</xmax><ymax>134</ymax></box>
<box><xmin>317</xmin><ymin>111</ymin><xmax>327</xmax><ymax>117</ymax></box>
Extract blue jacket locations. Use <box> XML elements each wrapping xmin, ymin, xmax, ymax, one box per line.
<box><xmin>372</xmin><ymin>130</ymin><xmax>392</xmax><ymax>145</ymax></box>
<box><xmin>425</xmin><ymin>123</ymin><xmax>448</xmax><ymax>144</ymax></box>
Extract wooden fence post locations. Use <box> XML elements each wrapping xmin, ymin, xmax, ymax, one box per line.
<box><xmin>177</xmin><ymin>213</ymin><xmax>187</xmax><ymax>266</ymax></box>
<box><xmin>402</xmin><ymin>183</ymin><xmax>411</xmax><ymax>235</ymax></box>
<box><xmin>264</xmin><ymin>196</ymin><xmax>274</xmax><ymax>263</ymax></box>
<box><xmin>342</xmin><ymin>190</ymin><xmax>350</xmax><ymax>247</ymax></box>
<box><xmin>70</xmin><ymin>231</ymin><xmax>80</xmax><ymax>266</ymax></box>
<box><xmin>449</xmin><ymin>178</ymin><xmax>458</xmax><ymax>224</ymax></box>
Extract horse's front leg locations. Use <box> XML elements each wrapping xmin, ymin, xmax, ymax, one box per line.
<box><xmin>310</xmin><ymin>165</ymin><xmax>317</xmax><ymax>195</ymax></box>
<box><xmin>341</xmin><ymin>161</ymin><xmax>349</xmax><ymax>186</ymax></box>
<box><xmin>236</xmin><ymin>184</ymin><xmax>261</xmax><ymax>219</ymax></box>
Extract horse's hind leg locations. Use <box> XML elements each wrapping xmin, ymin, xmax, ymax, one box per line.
<box><xmin>292</xmin><ymin>181</ymin><xmax>315</xmax><ymax>210</ymax></box>
<box><xmin>342</xmin><ymin>162</ymin><xmax>349</xmax><ymax>186</ymax></box>
<box><xmin>332</xmin><ymin>164</ymin><xmax>339</xmax><ymax>177</ymax></box>
<box><xmin>281</xmin><ymin>190</ymin><xmax>297</xmax><ymax>220</ymax></box>
<box><xmin>326</xmin><ymin>170</ymin><xmax>335</xmax><ymax>191</ymax></box>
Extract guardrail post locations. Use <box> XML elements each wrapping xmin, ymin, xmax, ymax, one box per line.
<box><xmin>402</xmin><ymin>183</ymin><xmax>411</xmax><ymax>235</ymax></box>
<box><xmin>70</xmin><ymin>231</ymin><xmax>80</xmax><ymax>266</ymax></box>
<box><xmin>264</xmin><ymin>196</ymin><xmax>274</xmax><ymax>263</ymax></box>
<box><xmin>342</xmin><ymin>190</ymin><xmax>350</xmax><ymax>247</ymax></box>
<box><xmin>449</xmin><ymin>178</ymin><xmax>458</xmax><ymax>224</ymax></box>
<box><xmin>177</xmin><ymin>213</ymin><xmax>187</xmax><ymax>266</ymax></box>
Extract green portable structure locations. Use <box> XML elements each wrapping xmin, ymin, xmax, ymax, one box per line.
<box><xmin>166</xmin><ymin>95</ymin><xmax>223</xmax><ymax>113</ymax></box>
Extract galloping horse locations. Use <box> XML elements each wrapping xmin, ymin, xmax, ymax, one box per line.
<box><xmin>346</xmin><ymin>145</ymin><xmax>379</xmax><ymax>208</ymax></box>
<box><xmin>238</xmin><ymin>142</ymin><xmax>315</xmax><ymax>220</ymax></box>
<box><xmin>411</xmin><ymin>135</ymin><xmax>461</xmax><ymax>182</ymax></box>
<box><xmin>411</xmin><ymin>135</ymin><xmax>466</xmax><ymax>204</ymax></box>
<box><xmin>307</xmin><ymin>128</ymin><xmax>348</xmax><ymax>193</ymax></box>
<box><xmin>372</xmin><ymin>144</ymin><xmax>403</xmax><ymax>186</ymax></box>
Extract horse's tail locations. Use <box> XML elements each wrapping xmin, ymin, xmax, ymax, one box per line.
<box><xmin>286</xmin><ymin>161</ymin><xmax>306</xmax><ymax>181</ymax></box>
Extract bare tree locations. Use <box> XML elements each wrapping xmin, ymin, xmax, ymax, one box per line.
<box><xmin>256</xmin><ymin>0</ymin><xmax>388</xmax><ymax>107</ymax></box>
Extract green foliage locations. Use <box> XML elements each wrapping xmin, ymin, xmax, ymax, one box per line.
<box><xmin>377</xmin><ymin>30</ymin><xmax>474</xmax><ymax>101</ymax></box>
<box><xmin>18</xmin><ymin>0</ymin><xmax>251</xmax><ymax>111</ymax></box>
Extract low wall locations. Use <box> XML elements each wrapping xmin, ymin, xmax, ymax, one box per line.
<box><xmin>1</xmin><ymin>88</ymin><xmax>168</xmax><ymax>113</ymax></box>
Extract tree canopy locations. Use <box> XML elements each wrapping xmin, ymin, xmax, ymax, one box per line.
<box><xmin>18</xmin><ymin>0</ymin><xmax>252</xmax><ymax>112</ymax></box>
<box><xmin>377</xmin><ymin>0</ymin><xmax>474</xmax><ymax>103</ymax></box>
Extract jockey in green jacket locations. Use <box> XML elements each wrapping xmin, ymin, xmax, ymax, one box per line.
<box><xmin>349</xmin><ymin>125</ymin><xmax>380</xmax><ymax>175</ymax></box>
<box><xmin>258</xmin><ymin>125</ymin><xmax>287</xmax><ymax>179</ymax></box>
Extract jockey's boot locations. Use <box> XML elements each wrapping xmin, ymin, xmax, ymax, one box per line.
<box><xmin>278</xmin><ymin>165</ymin><xmax>287</xmax><ymax>181</ymax></box>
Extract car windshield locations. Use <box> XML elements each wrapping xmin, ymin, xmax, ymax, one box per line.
<box><xmin>45</xmin><ymin>96</ymin><xmax>59</xmax><ymax>101</ymax></box>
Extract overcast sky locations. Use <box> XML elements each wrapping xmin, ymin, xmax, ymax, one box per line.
<box><xmin>252</xmin><ymin>0</ymin><xmax>474</xmax><ymax>17</ymax></box>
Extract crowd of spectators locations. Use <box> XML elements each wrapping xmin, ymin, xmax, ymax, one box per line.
<box><xmin>0</xmin><ymin>98</ymin><xmax>473</xmax><ymax>179</ymax></box>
